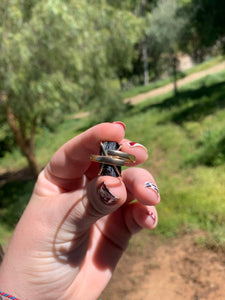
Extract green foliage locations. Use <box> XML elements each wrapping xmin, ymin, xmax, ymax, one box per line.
<box><xmin>0</xmin><ymin>0</ymin><xmax>143</xmax><ymax>172</ymax></box>
<box><xmin>145</xmin><ymin>0</ymin><xmax>188</xmax><ymax>80</ymax></box>
<box><xmin>180</xmin><ymin>0</ymin><xmax>225</xmax><ymax>62</ymax></box>
<box><xmin>0</xmin><ymin>180</ymin><xmax>35</xmax><ymax>227</ymax></box>
<box><xmin>0</xmin><ymin>124</ymin><xmax>16</xmax><ymax>157</ymax></box>
<box><xmin>147</xmin><ymin>0</ymin><xmax>187</xmax><ymax>52</ymax></box>
<box><xmin>187</xmin><ymin>129</ymin><xmax>225</xmax><ymax>167</ymax></box>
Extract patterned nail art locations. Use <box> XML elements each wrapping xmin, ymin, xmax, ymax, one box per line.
<box><xmin>127</xmin><ymin>142</ymin><xmax>147</xmax><ymax>151</ymax></box>
<box><xmin>98</xmin><ymin>182</ymin><xmax>119</xmax><ymax>205</ymax></box>
<box><xmin>145</xmin><ymin>181</ymin><xmax>160</xmax><ymax>199</ymax></box>
<box><xmin>148</xmin><ymin>211</ymin><xmax>156</xmax><ymax>224</ymax></box>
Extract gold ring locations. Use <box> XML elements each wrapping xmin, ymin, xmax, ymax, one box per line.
<box><xmin>90</xmin><ymin>141</ymin><xmax>136</xmax><ymax>177</ymax></box>
<box><xmin>107</xmin><ymin>150</ymin><xmax>136</xmax><ymax>163</ymax></box>
<box><xmin>90</xmin><ymin>155</ymin><xmax>126</xmax><ymax>166</ymax></box>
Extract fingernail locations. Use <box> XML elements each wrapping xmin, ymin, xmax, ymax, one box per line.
<box><xmin>112</xmin><ymin>121</ymin><xmax>126</xmax><ymax>131</ymax></box>
<box><xmin>145</xmin><ymin>181</ymin><xmax>160</xmax><ymax>200</ymax></box>
<box><xmin>98</xmin><ymin>182</ymin><xmax>119</xmax><ymax>205</ymax></box>
<box><xmin>148</xmin><ymin>211</ymin><xmax>156</xmax><ymax>224</ymax></box>
<box><xmin>127</xmin><ymin>142</ymin><xmax>147</xmax><ymax>152</ymax></box>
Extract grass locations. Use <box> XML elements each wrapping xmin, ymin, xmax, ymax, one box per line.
<box><xmin>1</xmin><ymin>59</ymin><xmax>225</xmax><ymax>250</ymax></box>
<box><xmin>123</xmin><ymin>69</ymin><xmax>225</xmax><ymax>246</ymax></box>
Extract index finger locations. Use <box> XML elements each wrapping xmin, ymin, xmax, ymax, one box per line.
<box><xmin>45</xmin><ymin>122</ymin><xmax>126</xmax><ymax>188</ymax></box>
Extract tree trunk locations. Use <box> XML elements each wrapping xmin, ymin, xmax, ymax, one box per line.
<box><xmin>142</xmin><ymin>42</ymin><xmax>149</xmax><ymax>86</ymax></box>
<box><xmin>24</xmin><ymin>149</ymin><xmax>40</xmax><ymax>177</ymax></box>
<box><xmin>5</xmin><ymin>105</ymin><xmax>40</xmax><ymax>177</ymax></box>
<box><xmin>140</xmin><ymin>0</ymin><xmax>149</xmax><ymax>86</ymax></box>
<box><xmin>170</xmin><ymin>52</ymin><xmax>178</xmax><ymax>95</ymax></box>
<box><xmin>172</xmin><ymin>56</ymin><xmax>178</xmax><ymax>95</ymax></box>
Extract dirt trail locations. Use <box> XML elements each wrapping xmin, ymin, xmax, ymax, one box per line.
<box><xmin>124</xmin><ymin>61</ymin><xmax>225</xmax><ymax>105</ymax></box>
<box><xmin>101</xmin><ymin>232</ymin><xmax>225</xmax><ymax>300</ymax></box>
<box><xmin>72</xmin><ymin>61</ymin><xmax>225</xmax><ymax>120</ymax></box>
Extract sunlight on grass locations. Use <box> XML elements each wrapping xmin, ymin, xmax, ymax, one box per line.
<box><xmin>122</xmin><ymin>70</ymin><xmax>225</xmax><ymax>246</ymax></box>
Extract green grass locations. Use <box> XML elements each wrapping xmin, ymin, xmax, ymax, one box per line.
<box><xmin>122</xmin><ymin>69</ymin><xmax>225</xmax><ymax>247</ymax></box>
<box><xmin>184</xmin><ymin>55</ymin><xmax>224</xmax><ymax>75</ymax></box>
<box><xmin>1</xmin><ymin>59</ymin><xmax>225</xmax><ymax>249</ymax></box>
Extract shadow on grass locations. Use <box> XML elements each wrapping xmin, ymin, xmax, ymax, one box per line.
<box><xmin>0</xmin><ymin>169</ymin><xmax>35</xmax><ymax>228</ymax></box>
<box><xmin>187</xmin><ymin>133</ymin><xmax>225</xmax><ymax>167</ymax></box>
<box><xmin>127</xmin><ymin>80</ymin><xmax>225</xmax><ymax>168</ymax></box>
<box><xmin>135</xmin><ymin>81</ymin><xmax>225</xmax><ymax>124</ymax></box>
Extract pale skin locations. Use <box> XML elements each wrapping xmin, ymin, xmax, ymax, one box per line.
<box><xmin>0</xmin><ymin>122</ymin><xmax>160</xmax><ymax>300</ymax></box>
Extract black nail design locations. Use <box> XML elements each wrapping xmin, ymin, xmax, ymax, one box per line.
<box><xmin>98</xmin><ymin>182</ymin><xmax>119</xmax><ymax>205</ymax></box>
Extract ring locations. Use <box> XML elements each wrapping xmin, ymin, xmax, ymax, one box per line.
<box><xmin>90</xmin><ymin>155</ymin><xmax>126</xmax><ymax>166</ymax></box>
<box><xmin>107</xmin><ymin>150</ymin><xmax>136</xmax><ymax>163</ymax></box>
<box><xmin>90</xmin><ymin>141</ymin><xmax>136</xmax><ymax>177</ymax></box>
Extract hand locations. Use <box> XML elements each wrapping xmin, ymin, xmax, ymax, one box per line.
<box><xmin>0</xmin><ymin>122</ymin><xmax>160</xmax><ymax>300</ymax></box>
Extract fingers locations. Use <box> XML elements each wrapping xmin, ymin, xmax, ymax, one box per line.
<box><xmin>75</xmin><ymin>167</ymin><xmax>160</xmax><ymax>234</ymax></box>
<box><xmin>59</xmin><ymin>176</ymin><xmax>127</xmax><ymax>233</ymax></box>
<box><xmin>120</xmin><ymin>139</ymin><xmax>148</xmax><ymax>166</ymax></box>
<box><xmin>85</xmin><ymin>177</ymin><xmax>127</xmax><ymax>220</ymax></box>
<box><xmin>43</xmin><ymin>122</ymin><xmax>149</xmax><ymax>191</ymax></box>
<box><xmin>121</xmin><ymin>167</ymin><xmax>160</xmax><ymax>234</ymax></box>
<box><xmin>45</xmin><ymin>122</ymin><xmax>126</xmax><ymax>189</ymax></box>
<box><xmin>85</xmin><ymin>138</ymin><xmax>149</xmax><ymax>180</ymax></box>
<box><xmin>123</xmin><ymin>203</ymin><xmax>158</xmax><ymax>234</ymax></box>
<box><xmin>122</xmin><ymin>167</ymin><xmax>160</xmax><ymax>205</ymax></box>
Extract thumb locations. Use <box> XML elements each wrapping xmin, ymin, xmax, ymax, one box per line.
<box><xmin>78</xmin><ymin>176</ymin><xmax>127</xmax><ymax>230</ymax></box>
<box><xmin>51</xmin><ymin>177</ymin><xmax>126</xmax><ymax>264</ymax></box>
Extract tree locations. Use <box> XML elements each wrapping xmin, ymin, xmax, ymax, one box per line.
<box><xmin>146</xmin><ymin>0</ymin><xmax>187</xmax><ymax>93</ymax></box>
<box><xmin>106</xmin><ymin>0</ymin><xmax>158</xmax><ymax>86</ymax></box>
<box><xmin>140</xmin><ymin>0</ymin><xmax>149</xmax><ymax>85</ymax></box>
<box><xmin>180</xmin><ymin>0</ymin><xmax>225</xmax><ymax>62</ymax></box>
<box><xmin>0</xmin><ymin>0</ymin><xmax>142</xmax><ymax>176</ymax></box>
<box><xmin>105</xmin><ymin>5</ymin><xmax>144</xmax><ymax>89</ymax></box>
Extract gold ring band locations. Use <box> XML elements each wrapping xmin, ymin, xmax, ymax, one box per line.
<box><xmin>91</xmin><ymin>141</ymin><xmax>137</xmax><ymax>177</ymax></box>
<box><xmin>107</xmin><ymin>150</ymin><xmax>136</xmax><ymax>163</ymax></box>
<box><xmin>90</xmin><ymin>155</ymin><xmax>126</xmax><ymax>166</ymax></box>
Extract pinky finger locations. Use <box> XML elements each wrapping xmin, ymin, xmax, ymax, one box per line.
<box><xmin>123</xmin><ymin>202</ymin><xmax>158</xmax><ymax>235</ymax></box>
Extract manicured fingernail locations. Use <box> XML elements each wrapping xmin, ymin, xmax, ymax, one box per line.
<box><xmin>112</xmin><ymin>121</ymin><xmax>126</xmax><ymax>130</ymax></box>
<box><xmin>127</xmin><ymin>142</ymin><xmax>147</xmax><ymax>152</ymax></box>
<box><xmin>98</xmin><ymin>182</ymin><xmax>119</xmax><ymax>205</ymax></box>
<box><xmin>148</xmin><ymin>211</ymin><xmax>156</xmax><ymax>224</ymax></box>
<box><xmin>145</xmin><ymin>181</ymin><xmax>160</xmax><ymax>200</ymax></box>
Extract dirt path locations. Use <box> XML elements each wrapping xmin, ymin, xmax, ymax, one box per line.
<box><xmin>124</xmin><ymin>61</ymin><xmax>225</xmax><ymax>105</ymax></box>
<box><xmin>101</xmin><ymin>232</ymin><xmax>225</xmax><ymax>300</ymax></box>
<box><xmin>72</xmin><ymin>61</ymin><xmax>225</xmax><ymax>120</ymax></box>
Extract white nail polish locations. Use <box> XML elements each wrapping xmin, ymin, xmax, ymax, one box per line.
<box><xmin>145</xmin><ymin>181</ymin><xmax>160</xmax><ymax>200</ymax></box>
<box><xmin>148</xmin><ymin>211</ymin><xmax>156</xmax><ymax>224</ymax></box>
<box><xmin>127</xmin><ymin>142</ymin><xmax>147</xmax><ymax>152</ymax></box>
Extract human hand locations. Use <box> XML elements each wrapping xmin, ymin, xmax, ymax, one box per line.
<box><xmin>0</xmin><ymin>122</ymin><xmax>160</xmax><ymax>300</ymax></box>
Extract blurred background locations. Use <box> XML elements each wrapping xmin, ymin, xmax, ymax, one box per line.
<box><xmin>0</xmin><ymin>0</ymin><xmax>225</xmax><ymax>298</ymax></box>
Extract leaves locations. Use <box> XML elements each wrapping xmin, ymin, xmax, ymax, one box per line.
<box><xmin>0</xmin><ymin>0</ymin><xmax>143</xmax><ymax>171</ymax></box>
<box><xmin>1</xmin><ymin>0</ymin><xmax>142</xmax><ymax>122</ymax></box>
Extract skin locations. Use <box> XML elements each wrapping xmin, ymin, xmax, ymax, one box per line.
<box><xmin>0</xmin><ymin>122</ymin><xmax>160</xmax><ymax>300</ymax></box>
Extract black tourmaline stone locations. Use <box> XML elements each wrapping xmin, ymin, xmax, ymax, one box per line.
<box><xmin>100</xmin><ymin>141</ymin><xmax>121</xmax><ymax>177</ymax></box>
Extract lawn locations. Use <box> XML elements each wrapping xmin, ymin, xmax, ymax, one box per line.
<box><xmin>1</xmin><ymin>66</ymin><xmax>225</xmax><ymax>250</ymax></box>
